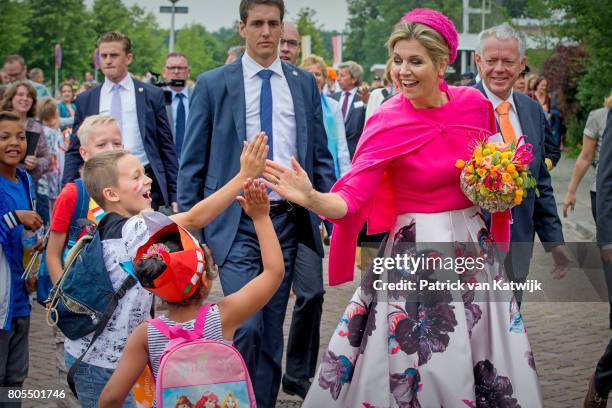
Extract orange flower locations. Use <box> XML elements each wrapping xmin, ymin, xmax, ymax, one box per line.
<box><xmin>455</xmin><ymin>159</ymin><xmax>466</xmax><ymax>168</ymax></box>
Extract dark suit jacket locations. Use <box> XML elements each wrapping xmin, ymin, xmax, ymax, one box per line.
<box><xmin>475</xmin><ymin>81</ymin><xmax>564</xmax><ymax>280</ymax></box>
<box><xmin>62</xmin><ymin>79</ymin><xmax>178</xmax><ymax>205</ymax></box>
<box><xmin>332</xmin><ymin>90</ymin><xmax>366</xmax><ymax>159</ymax></box>
<box><xmin>178</xmin><ymin>58</ymin><xmax>336</xmax><ymax>265</ymax></box>
<box><xmin>596</xmin><ymin>111</ymin><xmax>612</xmax><ymax>245</ymax></box>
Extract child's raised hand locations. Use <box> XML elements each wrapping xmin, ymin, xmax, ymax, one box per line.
<box><xmin>239</xmin><ymin>133</ymin><xmax>269</xmax><ymax>180</ymax></box>
<box><xmin>236</xmin><ymin>178</ymin><xmax>270</xmax><ymax>221</ymax></box>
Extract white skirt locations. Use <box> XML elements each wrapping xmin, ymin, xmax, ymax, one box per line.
<box><xmin>303</xmin><ymin>207</ymin><xmax>543</xmax><ymax>408</ymax></box>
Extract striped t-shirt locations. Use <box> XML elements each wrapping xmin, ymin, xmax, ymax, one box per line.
<box><xmin>147</xmin><ymin>304</ymin><xmax>230</xmax><ymax>380</ymax></box>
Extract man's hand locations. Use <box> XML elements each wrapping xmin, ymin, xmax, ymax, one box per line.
<box><xmin>15</xmin><ymin>210</ymin><xmax>43</xmax><ymax>231</ymax></box>
<box><xmin>236</xmin><ymin>179</ymin><xmax>270</xmax><ymax>221</ymax></box>
<box><xmin>24</xmin><ymin>155</ymin><xmax>38</xmax><ymax>171</ymax></box>
<box><xmin>550</xmin><ymin>245</ymin><xmax>571</xmax><ymax>279</ymax></box>
<box><xmin>263</xmin><ymin>157</ymin><xmax>315</xmax><ymax>208</ymax></box>
<box><xmin>562</xmin><ymin>191</ymin><xmax>576</xmax><ymax>218</ymax></box>
<box><xmin>239</xmin><ymin>133</ymin><xmax>269</xmax><ymax>180</ymax></box>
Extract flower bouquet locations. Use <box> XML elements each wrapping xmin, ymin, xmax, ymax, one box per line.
<box><xmin>455</xmin><ymin>135</ymin><xmax>536</xmax><ymax>212</ymax></box>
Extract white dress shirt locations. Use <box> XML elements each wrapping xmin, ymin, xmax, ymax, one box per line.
<box><xmin>99</xmin><ymin>75</ymin><xmax>148</xmax><ymax>166</ymax></box>
<box><xmin>482</xmin><ymin>82</ymin><xmax>524</xmax><ymax>145</ymax></box>
<box><xmin>242</xmin><ymin>51</ymin><xmax>296</xmax><ymax>201</ymax></box>
<box><xmin>170</xmin><ymin>87</ymin><xmax>190</xmax><ymax>134</ymax></box>
<box><xmin>339</xmin><ymin>87</ymin><xmax>358</xmax><ymax>121</ymax></box>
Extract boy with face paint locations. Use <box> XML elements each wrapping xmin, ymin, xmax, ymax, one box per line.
<box><xmin>63</xmin><ymin>134</ymin><xmax>268</xmax><ymax>407</ymax></box>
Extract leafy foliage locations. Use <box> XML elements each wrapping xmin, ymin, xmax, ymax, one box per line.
<box><xmin>296</xmin><ymin>8</ymin><xmax>329</xmax><ymax>63</ymax></box>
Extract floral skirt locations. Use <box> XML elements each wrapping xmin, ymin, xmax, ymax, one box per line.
<box><xmin>303</xmin><ymin>207</ymin><xmax>542</xmax><ymax>408</ymax></box>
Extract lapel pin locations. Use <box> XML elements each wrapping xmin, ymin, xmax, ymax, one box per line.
<box><xmin>138</xmin><ymin>87</ymin><xmax>144</xmax><ymax>93</ymax></box>
<box><xmin>292</xmin><ymin>70</ymin><xmax>298</xmax><ymax>77</ymax></box>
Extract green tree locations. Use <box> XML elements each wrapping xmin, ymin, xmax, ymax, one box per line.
<box><xmin>174</xmin><ymin>24</ymin><xmax>225</xmax><ymax>77</ymax></box>
<box><xmin>19</xmin><ymin>0</ymin><xmax>95</xmax><ymax>84</ymax></box>
<box><xmin>296</xmin><ymin>8</ymin><xmax>329</xmax><ymax>62</ymax></box>
<box><xmin>91</xmin><ymin>0</ymin><xmax>132</xmax><ymax>36</ymax></box>
<box><xmin>213</xmin><ymin>23</ymin><xmax>244</xmax><ymax>52</ymax></box>
<box><xmin>343</xmin><ymin>0</ymin><xmax>463</xmax><ymax>79</ymax></box>
<box><xmin>91</xmin><ymin>0</ymin><xmax>165</xmax><ymax>76</ymax></box>
<box><xmin>548</xmin><ymin>0</ymin><xmax>612</xmax><ymax>114</ymax></box>
<box><xmin>0</xmin><ymin>0</ymin><xmax>31</xmax><ymax>60</ymax></box>
<box><xmin>127</xmin><ymin>5</ymin><xmax>165</xmax><ymax>75</ymax></box>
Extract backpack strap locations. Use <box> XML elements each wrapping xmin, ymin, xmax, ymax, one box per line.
<box><xmin>193</xmin><ymin>303</ymin><xmax>212</xmax><ymax>335</ymax></box>
<box><xmin>147</xmin><ymin>304</ymin><xmax>212</xmax><ymax>341</ymax></box>
<box><xmin>67</xmin><ymin>179</ymin><xmax>90</xmax><ymax>246</ymax></box>
<box><xmin>67</xmin><ymin>274</ymin><xmax>138</xmax><ymax>399</ymax></box>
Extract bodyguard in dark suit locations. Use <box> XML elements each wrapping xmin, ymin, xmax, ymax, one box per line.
<box><xmin>177</xmin><ymin>1</ymin><xmax>335</xmax><ymax>406</ymax></box>
<box><xmin>597</xmin><ymin>110</ymin><xmax>612</xmax><ymax>322</ymax></box>
<box><xmin>162</xmin><ymin>52</ymin><xmax>193</xmax><ymax>159</ymax></box>
<box><xmin>62</xmin><ymin>32</ymin><xmax>178</xmax><ymax>210</ymax></box>
<box><xmin>332</xmin><ymin>61</ymin><xmax>366</xmax><ymax>159</ymax></box>
<box><xmin>584</xmin><ymin>113</ymin><xmax>612</xmax><ymax>406</ymax></box>
<box><xmin>475</xmin><ymin>23</ymin><xmax>569</xmax><ymax>298</ymax></box>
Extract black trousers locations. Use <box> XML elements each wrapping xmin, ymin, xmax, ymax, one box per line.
<box><xmin>285</xmin><ymin>243</ymin><xmax>325</xmax><ymax>381</ymax></box>
<box><xmin>0</xmin><ymin>316</ymin><xmax>30</xmax><ymax>408</ymax></box>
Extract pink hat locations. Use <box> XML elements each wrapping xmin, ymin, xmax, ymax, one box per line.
<box><xmin>402</xmin><ymin>8</ymin><xmax>459</xmax><ymax>64</ymax></box>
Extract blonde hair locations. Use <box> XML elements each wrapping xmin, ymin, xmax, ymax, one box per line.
<box><xmin>221</xmin><ymin>391</ymin><xmax>239</xmax><ymax>408</ymax></box>
<box><xmin>604</xmin><ymin>92</ymin><xmax>612</xmax><ymax>109</ymax></box>
<box><xmin>81</xmin><ymin>149</ymin><xmax>130</xmax><ymax>207</ymax></box>
<box><xmin>300</xmin><ymin>54</ymin><xmax>327</xmax><ymax>79</ymax></box>
<box><xmin>37</xmin><ymin>97</ymin><xmax>58</xmax><ymax>122</ymax></box>
<box><xmin>77</xmin><ymin>114</ymin><xmax>119</xmax><ymax>146</ymax></box>
<box><xmin>387</xmin><ymin>21</ymin><xmax>449</xmax><ymax>68</ymax></box>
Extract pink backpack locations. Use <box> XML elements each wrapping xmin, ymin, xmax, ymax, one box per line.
<box><xmin>147</xmin><ymin>304</ymin><xmax>256</xmax><ymax>407</ymax></box>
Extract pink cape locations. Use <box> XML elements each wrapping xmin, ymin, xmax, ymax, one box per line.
<box><xmin>326</xmin><ymin>88</ymin><xmax>507</xmax><ymax>285</ymax></box>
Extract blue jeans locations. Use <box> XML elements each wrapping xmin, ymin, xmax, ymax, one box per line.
<box><xmin>64</xmin><ymin>352</ymin><xmax>134</xmax><ymax>408</ymax></box>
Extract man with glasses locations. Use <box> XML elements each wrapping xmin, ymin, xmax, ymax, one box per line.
<box><xmin>279</xmin><ymin>22</ymin><xmax>300</xmax><ymax>65</ymax></box>
<box><xmin>162</xmin><ymin>52</ymin><xmax>192</xmax><ymax>159</ymax></box>
<box><xmin>2</xmin><ymin>55</ymin><xmax>27</xmax><ymax>84</ymax></box>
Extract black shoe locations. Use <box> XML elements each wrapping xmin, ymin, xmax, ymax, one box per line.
<box><xmin>282</xmin><ymin>374</ymin><xmax>311</xmax><ymax>399</ymax></box>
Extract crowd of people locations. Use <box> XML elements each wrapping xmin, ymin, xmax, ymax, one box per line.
<box><xmin>1</xmin><ymin>0</ymin><xmax>611</xmax><ymax>407</ymax></box>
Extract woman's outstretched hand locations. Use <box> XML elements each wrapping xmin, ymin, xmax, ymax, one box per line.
<box><xmin>263</xmin><ymin>157</ymin><xmax>314</xmax><ymax>207</ymax></box>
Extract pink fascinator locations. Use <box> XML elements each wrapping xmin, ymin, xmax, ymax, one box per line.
<box><xmin>402</xmin><ymin>8</ymin><xmax>459</xmax><ymax>64</ymax></box>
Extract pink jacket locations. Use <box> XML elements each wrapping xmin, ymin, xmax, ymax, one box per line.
<box><xmin>327</xmin><ymin>86</ymin><xmax>497</xmax><ymax>285</ymax></box>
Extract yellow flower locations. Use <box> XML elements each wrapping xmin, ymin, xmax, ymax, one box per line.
<box><xmin>502</xmin><ymin>173</ymin><xmax>512</xmax><ymax>182</ymax></box>
<box><xmin>514</xmin><ymin>195</ymin><xmax>523</xmax><ymax>205</ymax></box>
<box><xmin>455</xmin><ymin>159</ymin><xmax>466</xmax><ymax>168</ymax></box>
<box><xmin>478</xmin><ymin>168</ymin><xmax>487</xmax><ymax>177</ymax></box>
<box><xmin>466</xmin><ymin>164</ymin><xmax>474</xmax><ymax>173</ymax></box>
<box><xmin>482</xmin><ymin>148</ymin><xmax>491</xmax><ymax>156</ymax></box>
<box><xmin>515</xmin><ymin>189</ymin><xmax>524</xmax><ymax>197</ymax></box>
<box><xmin>486</xmin><ymin>143</ymin><xmax>496</xmax><ymax>152</ymax></box>
<box><xmin>506</xmin><ymin>163</ymin><xmax>516</xmax><ymax>173</ymax></box>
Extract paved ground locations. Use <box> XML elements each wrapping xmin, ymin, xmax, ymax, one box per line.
<box><xmin>20</xmin><ymin>155</ymin><xmax>611</xmax><ymax>407</ymax></box>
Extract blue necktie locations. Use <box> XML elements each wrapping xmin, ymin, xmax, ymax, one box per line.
<box><xmin>258</xmin><ymin>69</ymin><xmax>273</xmax><ymax>160</ymax></box>
<box><xmin>175</xmin><ymin>93</ymin><xmax>186</xmax><ymax>157</ymax></box>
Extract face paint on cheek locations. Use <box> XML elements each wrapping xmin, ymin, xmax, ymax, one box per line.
<box><xmin>133</xmin><ymin>180</ymin><xmax>143</xmax><ymax>193</ymax></box>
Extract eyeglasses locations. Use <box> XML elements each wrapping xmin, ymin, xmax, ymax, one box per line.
<box><xmin>165</xmin><ymin>66</ymin><xmax>189</xmax><ymax>72</ymax></box>
<box><xmin>280</xmin><ymin>39</ymin><xmax>300</xmax><ymax>48</ymax></box>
